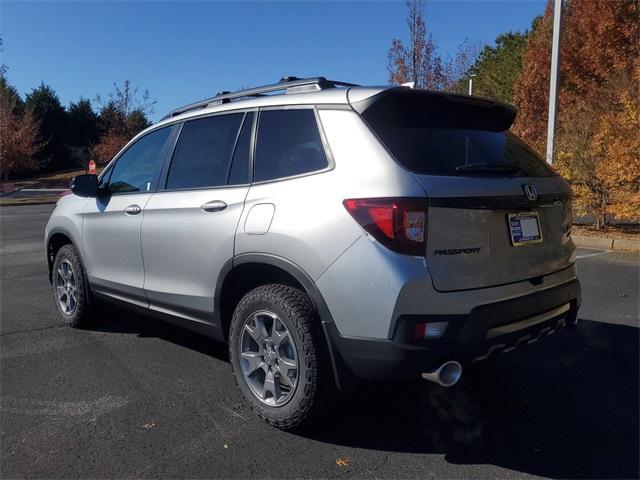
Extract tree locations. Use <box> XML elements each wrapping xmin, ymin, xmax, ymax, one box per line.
<box><xmin>387</xmin><ymin>0</ymin><xmax>446</xmax><ymax>89</ymax></box>
<box><xmin>0</xmin><ymin>76</ymin><xmax>23</xmax><ymax>113</ymax></box>
<box><xmin>0</xmin><ymin>78</ymin><xmax>42</xmax><ymax>180</ymax></box>
<box><xmin>512</xmin><ymin>2</ymin><xmax>554</xmax><ymax>155</ymax></box>
<box><xmin>463</xmin><ymin>27</ymin><xmax>534</xmax><ymax>104</ymax></box>
<box><xmin>93</xmin><ymin>81</ymin><xmax>155</xmax><ymax>165</ymax></box>
<box><xmin>68</xmin><ymin>98</ymin><xmax>98</xmax><ymax>146</ymax></box>
<box><xmin>444</xmin><ymin>39</ymin><xmax>481</xmax><ymax>94</ymax></box>
<box><xmin>0</xmin><ymin>35</ymin><xmax>7</xmax><ymax>79</ymax></box>
<box><xmin>67</xmin><ymin>98</ymin><xmax>99</xmax><ymax>168</ymax></box>
<box><xmin>127</xmin><ymin>109</ymin><xmax>151</xmax><ymax>135</ymax></box>
<box><xmin>555</xmin><ymin>69</ymin><xmax>640</xmax><ymax>227</ymax></box>
<box><xmin>25</xmin><ymin>83</ymin><xmax>69</xmax><ymax>171</ymax></box>
<box><xmin>95</xmin><ymin>80</ymin><xmax>154</xmax><ymax>137</ymax></box>
<box><xmin>590</xmin><ymin>78</ymin><xmax>640</xmax><ymax>224</ymax></box>
<box><xmin>92</xmin><ymin>130</ymin><xmax>128</xmax><ymax>165</ymax></box>
<box><xmin>513</xmin><ymin>0</ymin><xmax>640</xmax><ymax>227</ymax></box>
<box><xmin>387</xmin><ymin>1</ymin><xmax>480</xmax><ymax>92</ymax></box>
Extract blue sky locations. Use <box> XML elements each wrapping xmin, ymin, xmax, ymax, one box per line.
<box><xmin>2</xmin><ymin>1</ymin><xmax>544</xmax><ymax>122</ymax></box>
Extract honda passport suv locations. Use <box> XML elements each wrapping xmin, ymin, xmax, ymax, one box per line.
<box><xmin>45</xmin><ymin>77</ymin><xmax>581</xmax><ymax>429</ymax></box>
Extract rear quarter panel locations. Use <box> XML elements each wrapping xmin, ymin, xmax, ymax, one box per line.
<box><xmin>234</xmin><ymin>108</ymin><xmax>425</xmax><ymax>281</ymax></box>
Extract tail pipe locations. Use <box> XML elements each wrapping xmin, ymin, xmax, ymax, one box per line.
<box><xmin>421</xmin><ymin>361</ymin><xmax>462</xmax><ymax>387</ymax></box>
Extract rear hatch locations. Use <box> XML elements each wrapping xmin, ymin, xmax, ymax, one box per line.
<box><xmin>352</xmin><ymin>88</ymin><xmax>575</xmax><ymax>292</ymax></box>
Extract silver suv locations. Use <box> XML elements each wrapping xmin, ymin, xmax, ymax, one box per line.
<box><xmin>45</xmin><ymin>77</ymin><xmax>581</xmax><ymax>429</ymax></box>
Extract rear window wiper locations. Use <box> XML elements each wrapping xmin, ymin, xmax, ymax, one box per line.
<box><xmin>455</xmin><ymin>163</ymin><xmax>521</xmax><ymax>174</ymax></box>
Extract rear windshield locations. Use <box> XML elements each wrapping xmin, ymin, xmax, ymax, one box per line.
<box><xmin>360</xmin><ymin>92</ymin><xmax>556</xmax><ymax>177</ymax></box>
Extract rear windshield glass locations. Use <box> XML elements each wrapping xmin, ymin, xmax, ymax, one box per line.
<box><xmin>360</xmin><ymin>93</ymin><xmax>556</xmax><ymax>177</ymax></box>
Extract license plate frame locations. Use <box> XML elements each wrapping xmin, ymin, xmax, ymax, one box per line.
<box><xmin>508</xmin><ymin>212</ymin><xmax>543</xmax><ymax>246</ymax></box>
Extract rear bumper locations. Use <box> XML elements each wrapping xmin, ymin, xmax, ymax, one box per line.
<box><xmin>324</xmin><ymin>278</ymin><xmax>581</xmax><ymax>382</ymax></box>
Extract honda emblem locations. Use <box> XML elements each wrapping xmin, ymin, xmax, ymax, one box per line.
<box><xmin>523</xmin><ymin>183</ymin><xmax>538</xmax><ymax>201</ymax></box>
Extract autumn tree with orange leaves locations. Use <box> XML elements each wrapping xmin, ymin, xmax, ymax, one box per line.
<box><xmin>0</xmin><ymin>77</ymin><xmax>42</xmax><ymax>180</ymax></box>
<box><xmin>513</xmin><ymin>0</ymin><xmax>640</xmax><ymax>227</ymax></box>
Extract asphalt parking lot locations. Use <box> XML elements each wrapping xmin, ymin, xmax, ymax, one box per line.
<box><xmin>1</xmin><ymin>204</ymin><xmax>638</xmax><ymax>479</ymax></box>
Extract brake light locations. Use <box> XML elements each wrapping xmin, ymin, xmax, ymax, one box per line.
<box><xmin>343</xmin><ymin>197</ymin><xmax>427</xmax><ymax>256</ymax></box>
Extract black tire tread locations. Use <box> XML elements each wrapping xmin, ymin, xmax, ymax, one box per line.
<box><xmin>229</xmin><ymin>284</ymin><xmax>331</xmax><ymax>430</ymax></box>
<box><xmin>52</xmin><ymin>244</ymin><xmax>91</xmax><ymax>328</ymax></box>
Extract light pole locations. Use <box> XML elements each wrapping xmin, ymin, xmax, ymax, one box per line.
<box><xmin>546</xmin><ymin>0</ymin><xmax>563</xmax><ymax>165</ymax></box>
<box><xmin>468</xmin><ymin>74</ymin><xmax>476</xmax><ymax>96</ymax></box>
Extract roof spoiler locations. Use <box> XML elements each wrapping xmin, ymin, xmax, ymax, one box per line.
<box><xmin>351</xmin><ymin>87</ymin><xmax>518</xmax><ymax>132</ymax></box>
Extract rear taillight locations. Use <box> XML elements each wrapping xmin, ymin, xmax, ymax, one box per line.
<box><xmin>343</xmin><ymin>197</ymin><xmax>427</xmax><ymax>256</ymax></box>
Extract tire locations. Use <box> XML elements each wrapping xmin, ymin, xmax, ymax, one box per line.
<box><xmin>229</xmin><ymin>284</ymin><xmax>332</xmax><ymax>430</ymax></box>
<box><xmin>51</xmin><ymin>244</ymin><xmax>91</xmax><ymax>327</ymax></box>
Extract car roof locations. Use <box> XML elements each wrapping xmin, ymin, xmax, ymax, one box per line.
<box><xmin>153</xmin><ymin>85</ymin><xmax>389</xmax><ymax>129</ymax></box>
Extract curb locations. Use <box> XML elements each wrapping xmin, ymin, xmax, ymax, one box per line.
<box><xmin>573</xmin><ymin>235</ymin><xmax>639</xmax><ymax>252</ymax></box>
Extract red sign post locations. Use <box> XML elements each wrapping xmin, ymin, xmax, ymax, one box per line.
<box><xmin>88</xmin><ymin>160</ymin><xmax>96</xmax><ymax>175</ymax></box>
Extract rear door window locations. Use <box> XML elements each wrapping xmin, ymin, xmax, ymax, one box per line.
<box><xmin>166</xmin><ymin>113</ymin><xmax>244</xmax><ymax>190</ymax></box>
<box><xmin>254</xmin><ymin>109</ymin><xmax>328</xmax><ymax>182</ymax></box>
<box><xmin>360</xmin><ymin>92</ymin><xmax>556</xmax><ymax>177</ymax></box>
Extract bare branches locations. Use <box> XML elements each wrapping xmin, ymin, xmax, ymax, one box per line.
<box><xmin>95</xmin><ymin>80</ymin><xmax>156</xmax><ymax>118</ymax></box>
<box><xmin>387</xmin><ymin>0</ymin><xmax>478</xmax><ymax>91</ymax></box>
<box><xmin>0</xmin><ymin>82</ymin><xmax>43</xmax><ymax>179</ymax></box>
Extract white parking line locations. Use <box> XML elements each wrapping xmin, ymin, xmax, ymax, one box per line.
<box><xmin>576</xmin><ymin>250</ymin><xmax>612</xmax><ymax>259</ymax></box>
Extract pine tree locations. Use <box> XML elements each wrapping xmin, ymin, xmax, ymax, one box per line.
<box><xmin>25</xmin><ymin>83</ymin><xmax>69</xmax><ymax>171</ymax></box>
<box><xmin>465</xmin><ymin>27</ymin><xmax>535</xmax><ymax>104</ymax></box>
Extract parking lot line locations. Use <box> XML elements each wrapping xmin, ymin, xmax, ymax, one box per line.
<box><xmin>576</xmin><ymin>250</ymin><xmax>612</xmax><ymax>259</ymax></box>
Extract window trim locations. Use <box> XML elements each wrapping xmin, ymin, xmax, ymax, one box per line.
<box><xmin>250</xmin><ymin>106</ymin><xmax>335</xmax><ymax>186</ymax></box>
<box><xmin>225</xmin><ymin>112</ymin><xmax>250</xmax><ymax>185</ymax></box>
<box><xmin>102</xmin><ymin>124</ymin><xmax>179</xmax><ymax>197</ymax></box>
<box><xmin>158</xmin><ymin>111</ymin><xmax>254</xmax><ymax>193</ymax></box>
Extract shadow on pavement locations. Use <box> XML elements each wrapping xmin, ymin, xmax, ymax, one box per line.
<box><xmin>83</xmin><ymin>311</ymin><xmax>639</xmax><ymax>479</ymax></box>
<box><xmin>83</xmin><ymin>305</ymin><xmax>230</xmax><ymax>362</ymax></box>
<box><xmin>306</xmin><ymin>319</ymin><xmax>639</xmax><ymax>479</ymax></box>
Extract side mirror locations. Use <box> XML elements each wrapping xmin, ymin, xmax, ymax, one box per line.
<box><xmin>70</xmin><ymin>174</ymin><xmax>99</xmax><ymax>197</ymax></box>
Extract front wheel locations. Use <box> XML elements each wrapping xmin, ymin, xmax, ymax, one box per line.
<box><xmin>51</xmin><ymin>244</ymin><xmax>91</xmax><ymax>327</ymax></box>
<box><xmin>229</xmin><ymin>284</ymin><xmax>331</xmax><ymax>430</ymax></box>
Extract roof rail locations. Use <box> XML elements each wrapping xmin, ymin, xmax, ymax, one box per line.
<box><xmin>161</xmin><ymin>76</ymin><xmax>358</xmax><ymax>120</ymax></box>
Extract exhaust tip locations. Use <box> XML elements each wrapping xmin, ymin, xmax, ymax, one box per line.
<box><xmin>421</xmin><ymin>361</ymin><xmax>462</xmax><ymax>387</ymax></box>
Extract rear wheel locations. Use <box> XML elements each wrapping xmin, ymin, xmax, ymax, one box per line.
<box><xmin>229</xmin><ymin>284</ymin><xmax>331</xmax><ymax>430</ymax></box>
<box><xmin>52</xmin><ymin>244</ymin><xmax>91</xmax><ymax>327</ymax></box>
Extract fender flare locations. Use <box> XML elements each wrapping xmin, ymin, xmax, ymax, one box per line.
<box><xmin>215</xmin><ymin>253</ymin><xmax>351</xmax><ymax>391</ymax></box>
<box><xmin>46</xmin><ymin>227</ymin><xmax>84</xmax><ymax>280</ymax></box>
<box><xmin>45</xmin><ymin>227</ymin><xmax>96</xmax><ymax>305</ymax></box>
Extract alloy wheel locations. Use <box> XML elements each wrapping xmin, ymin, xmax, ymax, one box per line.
<box><xmin>55</xmin><ymin>259</ymin><xmax>78</xmax><ymax>315</ymax></box>
<box><xmin>238</xmin><ymin>310</ymin><xmax>299</xmax><ymax>406</ymax></box>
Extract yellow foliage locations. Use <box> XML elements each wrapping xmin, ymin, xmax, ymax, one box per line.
<box><xmin>591</xmin><ymin>89</ymin><xmax>640</xmax><ymax>221</ymax></box>
<box><xmin>555</xmin><ymin>70</ymin><xmax>639</xmax><ymax>226</ymax></box>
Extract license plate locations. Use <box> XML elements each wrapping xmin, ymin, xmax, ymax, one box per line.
<box><xmin>508</xmin><ymin>212</ymin><xmax>543</xmax><ymax>246</ymax></box>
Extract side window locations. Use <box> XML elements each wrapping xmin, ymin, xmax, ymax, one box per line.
<box><xmin>254</xmin><ymin>109</ymin><xmax>328</xmax><ymax>182</ymax></box>
<box><xmin>166</xmin><ymin>113</ymin><xmax>243</xmax><ymax>190</ymax></box>
<box><xmin>228</xmin><ymin>112</ymin><xmax>254</xmax><ymax>185</ymax></box>
<box><xmin>108</xmin><ymin>126</ymin><xmax>173</xmax><ymax>194</ymax></box>
<box><xmin>98</xmin><ymin>164</ymin><xmax>113</xmax><ymax>188</ymax></box>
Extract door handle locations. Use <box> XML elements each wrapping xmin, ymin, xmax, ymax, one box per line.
<box><xmin>201</xmin><ymin>200</ymin><xmax>227</xmax><ymax>212</ymax></box>
<box><xmin>124</xmin><ymin>204</ymin><xmax>142</xmax><ymax>215</ymax></box>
